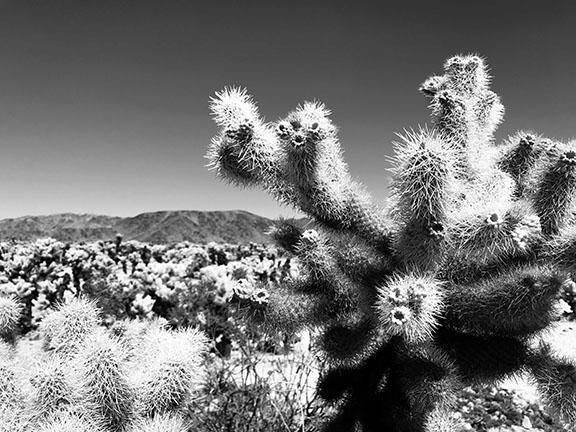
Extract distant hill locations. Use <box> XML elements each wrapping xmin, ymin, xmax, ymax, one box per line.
<box><xmin>0</xmin><ymin>210</ymin><xmax>285</xmax><ymax>244</ymax></box>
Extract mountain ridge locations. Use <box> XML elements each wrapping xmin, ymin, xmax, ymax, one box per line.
<box><xmin>0</xmin><ymin>210</ymin><xmax>286</xmax><ymax>244</ymax></box>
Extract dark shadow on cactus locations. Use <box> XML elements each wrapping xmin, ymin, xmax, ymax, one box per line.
<box><xmin>435</xmin><ymin>328</ymin><xmax>529</xmax><ymax>383</ymax></box>
<box><xmin>320</xmin><ymin>338</ymin><xmax>457</xmax><ymax>432</ymax></box>
<box><xmin>442</xmin><ymin>266</ymin><xmax>564</xmax><ymax>337</ymax></box>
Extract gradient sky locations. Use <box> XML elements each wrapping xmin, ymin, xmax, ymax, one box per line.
<box><xmin>0</xmin><ymin>0</ymin><xmax>575</xmax><ymax>220</ymax></box>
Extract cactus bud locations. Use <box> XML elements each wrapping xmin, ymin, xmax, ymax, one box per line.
<box><xmin>376</xmin><ymin>274</ymin><xmax>444</xmax><ymax>343</ymax></box>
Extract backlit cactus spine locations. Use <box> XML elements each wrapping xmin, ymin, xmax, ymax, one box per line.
<box><xmin>0</xmin><ymin>295</ymin><xmax>25</xmax><ymax>430</ymax></box>
<box><xmin>208</xmin><ymin>54</ymin><xmax>576</xmax><ymax>431</ymax></box>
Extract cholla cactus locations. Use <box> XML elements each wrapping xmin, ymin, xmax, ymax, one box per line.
<box><xmin>74</xmin><ymin>330</ymin><xmax>135</xmax><ymax>432</ymax></box>
<box><xmin>0</xmin><ymin>296</ymin><xmax>24</xmax><ymax>422</ymax></box>
<box><xmin>28</xmin><ymin>358</ymin><xmax>75</xmax><ymax>421</ymax></box>
<box><xmin>0</xmin><ymin>295</ymin><xmax>23</xmax><ymax>342</ymax></box>
<box><xmin>208</xmin><ymin>54</ymin><xmax>576</xmax><ymax>431</ymax></box>
<box><xmin>0</xmin><ymin>296</ymin><xmax>208</xmax><ymax>432</ymax></box>
<box><xmin>39</xmin><ymin>297</ymin><xmax>100</xmax><ymax>356</ymax></box>
<box><xmin>135</xmin><ymin>327</ymin><xmax>207</xmax><ymax>416</ymax></box>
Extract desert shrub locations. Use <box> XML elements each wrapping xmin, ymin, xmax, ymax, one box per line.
<box><xmin>190</xmin><ymin>332</ymin><xmax>330</xmax><ymax>432</ymax></box>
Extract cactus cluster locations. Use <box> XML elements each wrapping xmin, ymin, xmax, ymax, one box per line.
<box><xmin>0</xmin><ymin>296</ymin><xmax>207</xmax><ymax>432</ymax></box>
<box><xmin>208</xmin><ymin>54</ymin><xmax>576</xmax><ymax>431</ymax></box>
<box><xmin>0</xmin><ymin>237</ymin><xmax>289</xmax><ymax>332</ymax></box>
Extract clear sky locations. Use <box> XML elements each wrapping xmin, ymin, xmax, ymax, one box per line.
<box><xmin>0</xmin><ymin>0</ymin><xmax>575</xmax><ymax>220</ymax></box>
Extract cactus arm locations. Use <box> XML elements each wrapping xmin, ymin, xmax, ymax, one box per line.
<box><xmin>498</xmin><ymin>132</ymin><xmax>557</xmax><ymax>198</ymax></box>
<box><xmin>430</xmin><ymin>55</ymin><xmax>504</xmax><ymax>151</ymax></box>
<box><xmin>527</xmin><ymin>343</ymin><xmax>576</xmax><ymax>428</ymax></box>
<box><xmin>207</xmin><ymin>87</ymin><xmax>294</xmax><ymax>204</ymax></box>
<box><xmin>275</xmin><ymin>102</ymin><xmax>393</xmax><ymax>252</ymax></box>
<box><xmin>543</xmin><ymin>225</ymin><xmax>576</xmax><ymax>272</ymax></box>
<box><xmin>448</xmin><ymin>199</ymin><xmax>543</xmax><ymax>267</ymax></box>
<box><xmin>388</xmin><ymin>129</ymin><xmax>462</xmax><ymax>271</ymax></box>
<box><xmin>532</xmin><ymin>142</ymin><xmax>576</xmax><ymax>234</ymax></box>
<box><xmin>442</xmin><ymin>264</ymin><xmax>564</xmax><ymax>337</ymax></box>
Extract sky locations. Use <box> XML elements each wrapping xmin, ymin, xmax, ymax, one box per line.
<box><xmin>0</xmin><ymin>0</ymin><xmax>575</xmax><ymax>220</ymax></box>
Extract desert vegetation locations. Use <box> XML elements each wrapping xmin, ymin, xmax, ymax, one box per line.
<box><xmin>0</xmin><ymin>238</ymin><xmax>332</xmax><ymax>431</ymax></box>
<box><xmin>0</xmin><ymin>235</ymin><xmax>575</xmax><ymax>431</ymax></box>
<box><xmin>2</xmin><ymin>53</ymin><xmax>576</xmax><ymax>432</ymax></box>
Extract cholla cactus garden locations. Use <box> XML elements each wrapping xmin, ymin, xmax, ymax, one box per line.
<box><xmin>208</xmin><ymin>54</ymin><xmax>576</xmax><ymax>431</ymax></box>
